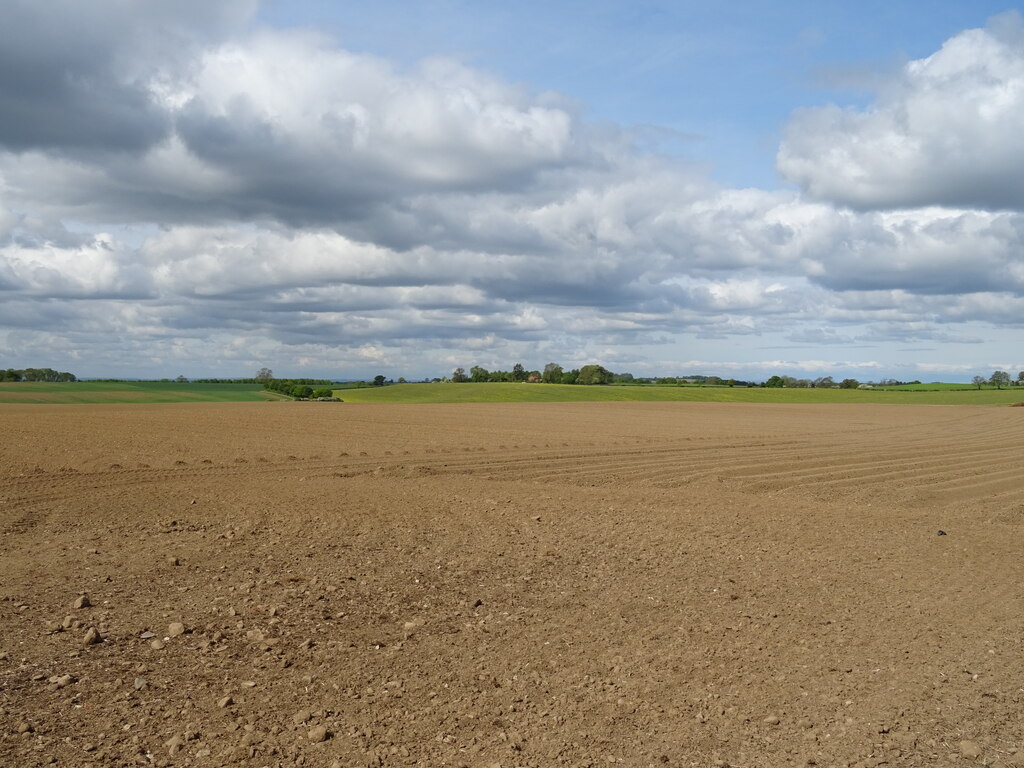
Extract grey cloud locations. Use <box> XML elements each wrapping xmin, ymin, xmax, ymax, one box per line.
<box><xmin>803</xmin><ymin>210</ymin><xmax>1024</xmax><ymax>295</ymax></box>
<box><xmin>0</xmin><ymin>1</ymin><xmax>257</xmax><ymax>156</ymax></box>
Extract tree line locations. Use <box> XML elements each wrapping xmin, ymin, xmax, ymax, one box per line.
<box><xmin>763</xmin><ymin>375</ymin><xmax>866</xmax><ymax>389</ymax></box>
<box><xmin>972</xmin><ymin>371</ymin><xmax>1024</xmax><ymax>389</ymax></box>
<box><xmin>450</xmin><ymin>363</ymin><xmax>624</xmax><ymax>385</ymax></box>
<box><xmin>261</xmin><ymin>378</ymin><xmax>337</xmax><ymax>399</ymax></box>
<box><xmin>1</xmin><ymin>367</ymin><xmax>77</xmax><ymax>382</ymax></box>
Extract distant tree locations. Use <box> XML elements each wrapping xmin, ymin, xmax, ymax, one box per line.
<box><xmin>452</xmin><ymin>367</ymin><xmax>469</xmax><ymax>383</ymax></box>
<box><xmin>704</xmin><ymin>375</ymin><xmax>723</xmax><ymax>386</ymax></box>
<box><xmin>813</xmin><ymin>376</ymin><xmax>834</xmax><ymax>389</ymax></box>
<box><xmin>373</xmin><ymin>374</ymin><xmax>386</xmax><ymax>387</ymax></box>
<box><xmin>990</xmin><ymin>370</ymin><xmax>1011</xmax><ymax>389</ymax></box>
<box><xmin>311</xmin><ymin>387</ymin><xmax>334</xmax><ymax>399</ymax></box>
<box><xmin>763</xmin><ymin>375</ymin><xmax>785</xmax><ymax>388</ymax></box>
<box><xmin>577</xmin><ymin>364</ymin><xmax>612</xmax><ymax>385</ymax></box>
<box><xmin>470</xmin><ymin>366</ymin><xmax>490</xmax><ymax>383</ymax></box>
<box><xmin>972</xmin><ymin>375</ymin><xmax>987</xmax><ymax>390</ymax></box>
<box><xmin>256</xmin><ymin>367</ymin><xmax>273</xmax><ymax>383</ymax></box>
<box><xmin>511</xmin><ymin>363</ymin><xmax>527</xmax><ymax>382</ymax></box>
<box><xmin>1018</xmin><ymin>371</ymin><xmax>1024</xmax><ymax>385</ymax></box>
<box><xmin>612</xmin><ymin>372</ymin><xmax>634</xmax><ymax>383</ymax></box>
<box><xmin>175</xmin><ymin>375</ymin><xmax>188</xmax><ymax>383</ymax></box>
<box><xmin>840</xmin><ymin>378</ymin><xmax>860</xmax><ymax>389</ymax></box>
<box><xmin>397</xmin><ymin>377</ymin><xmax>407</xmax><ymax>383</ymax></box>
<box><xmin>542</xmin><ymin>362</ymin><xmax>563</xmax><ymax>384</ymax></box>
<box><xmin>561</xmin><ymin>368</ymin><xmax>579</xmax><ymax>385</ymax></box>
<box><xmin>292</xmin><ymin>385</ymin><xmax>313</xmax><ymax>399</ymax></box>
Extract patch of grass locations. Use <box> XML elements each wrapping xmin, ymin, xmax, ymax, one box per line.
<box><xmin>334</xmin><ymin>382</ymin><xmax>1024</xmax><ymax>405</ymax></box>
<box><xmin>873</xmin><ymin>382</ymin><xmax>980</xmax><ymax>391</ymax></box>
<box><xmin>0</xmin><ymin>382</ymin><xmax>280</xmax><ymax>404</ymax></box>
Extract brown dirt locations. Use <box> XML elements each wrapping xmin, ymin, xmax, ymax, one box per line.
<box><xmin>1</xmin><ymin>402</ymin><xmax>1022</xmax><ymax>768</ymax></box>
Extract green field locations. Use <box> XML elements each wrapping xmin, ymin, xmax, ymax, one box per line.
<box><xmin>873</xmin><ymin>382</ymin><xmax>988</xmax><ymax>391</ymax></box>
<box><xmin>4</xmin><ymin>380</ymin><xmax>1023</xmax><ymax>405</ymax></box>
<box><xmin>0</xmin><ymin>381</ymin><xmax>284</xmax><ymax>404</ymax></box>
<box><xmin>335</xmin><ymin>382</ymin><xmax>1024</xmax><ymax>405</ymax></box>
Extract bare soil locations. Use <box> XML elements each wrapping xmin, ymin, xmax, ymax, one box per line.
<box><xmin>1</xmin><ymin>402</ymin><xmax>1022</xmax><ymax>768</ymax></box>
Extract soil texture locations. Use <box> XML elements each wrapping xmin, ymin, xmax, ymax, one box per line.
<box><xmin>1</xmin><ymin>402</ymin><xmax>1022</xmax><ymax>768</ymax></box>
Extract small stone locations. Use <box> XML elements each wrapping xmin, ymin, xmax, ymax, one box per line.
<box><xmin>134</xmin><ymin>678</ymin><xmax>147</xmax><ymax>690</ymax></box>
<box><xmin>168</xmin><ymin>556</ymin><xmax>181</xmax><ymax>566</ymax></box>
<box><xmin>53</xmin><ymin>674</ymin><xmax>74</xmax><ymax>688</ymax></box>
<box><xmin>17</xmin><ymin>722</ymin><xmax>33</xmax><ymax>734</ymax></box>
<box><xmin>217</xmin><ymin>695</ymin><xmax>233</xmax><ymax>708</ymax></box>
<box><xmin>61</xmin><ymin>615</ymin><xmax>75</xmax><ymax>629</ymax></box>
<box><xmin>83</xmin><ymin>627</ymin><xmax>102</xmax><ymax>645</ymax></box>
<box><xmin>150</xmin><ymin>639</ymin><xmax>165</xmax><ymax>650</ymax></box>
<box><xmin>959</xmin><ymin>741</ymin><xmax>983</xmax><ymax>759</ymax></box>
<box><xmin>44</xmin><ymin>620</ymin><xmax>63</xmax><ymax>634</ymax></box>
<box><xmin>140</xmin><ymin>631</ymin><xmax>155</xmax><ymax>639</ymax></box>
<box><xmin>165</xmin><ymin>735</ymin><xmax>185</xmax><ymax>755</ymax></box>
<box><xmin>168</xmin><ymin>622</ymin><xmax>186</xmax><ymax>638</ymax></box>
<box><xmin>83</xmin><ymin>743</ymin><xmax>96</xmax><ymax>752</ymax></box>
<box><xmin>307</xmin><ymin>725</ymin><xmax>329</xmax><ymax>742</ymax></box>
<box><xmin>797</xmin><ymin>718</ymin><xmax>814</xmax><ymax>729</ymax></box>
<box><xmin>292</xmin><ymin>709</ymin><xmax>311</xmax><ymax>725</ymax></box>
<box><xmin>241</xmin><ymin>680</ymin><xmax>256</xmax><ymax>688</ymax></box>
<box><xmin>763</xmin><ymin>715</ymin><xmax>781</xmax><ymax>725</ymax></box>
<box><xmin>73</xmin><ymin>595</ymin><xmax>91</xmax><ymax>609</ymax></box>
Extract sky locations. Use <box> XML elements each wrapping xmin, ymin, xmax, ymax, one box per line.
<box><xmin>2</xmin><ymin>1</ymin><xmax>1023</xmax><ymax>382</ymax></box>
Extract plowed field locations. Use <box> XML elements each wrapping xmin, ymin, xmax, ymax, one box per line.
<box><xmin>2</xmin><ymin>403</ymin><xmax>1022</xmax><ymax>768</ymax></box>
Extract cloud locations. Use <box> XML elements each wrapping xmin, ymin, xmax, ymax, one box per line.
<box><xmin>1</xmin><ymin>4</ymin><xmax>1023</xmax><ymax>379</ymax></box>
<box><xmin>778</xmin><ymin>12</ymin><xmax>1024</xmax><ymax>211</ymax></box>
<box><xmin>0</xmin><ymin>15</ymin><xmax>581</xmax><ymax>229</ymax></box>
<box><xmin>0</xmin><ymin>0</ymin><xmax>257</xmax><ymax>155</ymax></box>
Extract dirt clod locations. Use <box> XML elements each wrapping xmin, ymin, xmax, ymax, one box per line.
<box><xmin>82</xmin><ymin>627</ymin><xmax>102</xmax><ymax>645</ymax></box>
<box><xmin>307</xmin><ymin>725</ymin><xmax>329</xmax><ymax>742</ymax></box>
<box><xmin>959</xmin><ymin>741</ymin><xmax>983</xmax><ymax>759</ymax></box>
